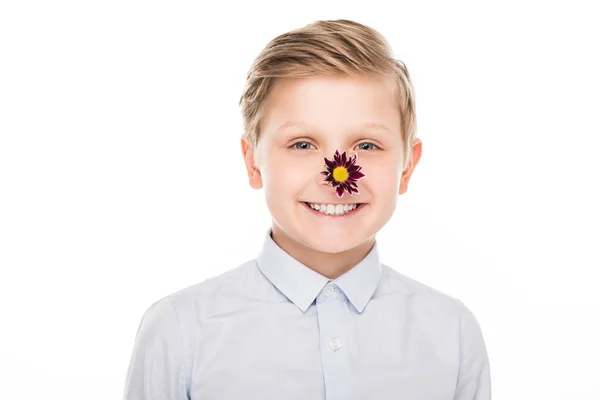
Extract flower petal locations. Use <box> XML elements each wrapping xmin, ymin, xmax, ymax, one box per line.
<box><xmin>350</xmin><ymin>171</ymin><xmax>365</xmax><ymax>179</ymax></box>
<box><xmin>322</xmin><ymin>149</ymin><xmax>365</xmax><ymax>198</ymax></box>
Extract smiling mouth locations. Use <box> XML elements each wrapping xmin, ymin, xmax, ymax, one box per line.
<box><xmin>301</xmin><ymin>201</ymin><xmax>365</xmax><ymax>216</ymax></box>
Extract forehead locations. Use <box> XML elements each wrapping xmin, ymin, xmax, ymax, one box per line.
<box><xmin>261</xmin><ymin>75</ymin><xmax>400</xmax><ymax>136</ymax></box>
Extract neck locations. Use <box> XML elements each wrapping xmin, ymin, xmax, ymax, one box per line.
<box><xmin>270</xmin><ymin>225</ymin><xmax>375</xmax><ymax>280</ymax></box>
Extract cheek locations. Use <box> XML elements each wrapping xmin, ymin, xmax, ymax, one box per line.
<box><xmin>265</xmin><ymin>150</ymin><xmax>319</xmax><ymax>187</ymax></box>
<box><xmin>362</xmin><ymin>160</ymin><xmax>401</xmax><ymax>192</ymax></box>
<box><xmin>264</xmin><ymin>157</ymin><xmax>310</xmax><ymax>199</ymax></box>
<box><xmin>267</xmin><ymin>161</ymin><xmax>302</xmax><ymax>186</ymax></box>
<box><xmin>367</xmin><ymin>175</ymin><xmax>399</xmax><ymax>197</ymax></box>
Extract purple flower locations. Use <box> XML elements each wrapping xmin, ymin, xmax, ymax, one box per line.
<box><xmin>320</xmin><ymin>150</ymin><xmax>366</xmax><ymax>198</ymax></box>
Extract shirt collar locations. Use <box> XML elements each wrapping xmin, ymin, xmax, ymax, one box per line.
<box><xmin>256</xmin><ymin>228</ymin><xmax>383</xmax><ymax>314</ymax></box>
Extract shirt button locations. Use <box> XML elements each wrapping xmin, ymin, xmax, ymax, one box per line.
<box><xmin>329</xmin><ymin>338</ymin><xmax>342</xmax><ymax>351</ymax></box>
<box><xmin>323</xmin><ymin>286</ymin><xmax>335</xmax><ymax>298</ymax></box>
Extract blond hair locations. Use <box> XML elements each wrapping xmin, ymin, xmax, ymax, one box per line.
<box><xmin>239</xmin><ymin>19</ymin><xmax>417</xmax><ymax>171</ymax></box>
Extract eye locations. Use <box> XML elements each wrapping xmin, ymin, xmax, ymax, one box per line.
<box><xmin>289</xmin><ymin>140</ymin><xmax>380</xmax><ymax>151</ymax></box>
<box><xmin>355</xmin><ymin>142</ymin><xmax>381</xmax><ymax>151</ymax></box>
<box><xmin>290</xmin><ymin>141</ymin><xmax>315</xmax><ymax>150</ymax></box>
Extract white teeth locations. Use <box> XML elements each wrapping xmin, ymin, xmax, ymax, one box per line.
<box><xmin>307</xmin><ymin>202</ymin><xmax>360</xmax><ymax>216</ymax></box>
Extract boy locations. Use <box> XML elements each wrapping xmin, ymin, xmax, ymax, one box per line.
<box><xmin>123</xmin><ymin>19</ymin><xmax>491</xmax><ymax>400</ymax></box>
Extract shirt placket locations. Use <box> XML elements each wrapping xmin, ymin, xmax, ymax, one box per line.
<box><xmin>316</xmin><ymin>282</ymin><xmax>353</xmax><ymax>399</ymax></box>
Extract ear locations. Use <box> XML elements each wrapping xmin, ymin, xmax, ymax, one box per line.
<box><xmin>399</xmin><ymin>138</ymin><xmax>422</xmax><ymax>195</ymax></box>
<box><xmin>241</xmin><ymin>137</ymin><xmax>263</xmax><ymax>190</ymax></box>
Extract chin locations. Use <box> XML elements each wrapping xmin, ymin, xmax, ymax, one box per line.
<box><xmin>312</xmin><ymin>242</ymin><xmax>355</xmax><ymax>254</ymax></box>
<box><xmin>296</xmin><ymin>228</ymin><xmax>365</xmax><ymax>254</ymax></box>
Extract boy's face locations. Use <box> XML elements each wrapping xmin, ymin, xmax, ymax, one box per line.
<box><xmin>242</xmin><ymin>74</ymin><xmax>421</xmax><ymax>254</ymax></box>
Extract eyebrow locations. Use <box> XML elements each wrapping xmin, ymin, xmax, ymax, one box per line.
<box><xmin>276</xmin><ymin>120</ymin><xmax>391</xmax><ymax>134</ymax></box>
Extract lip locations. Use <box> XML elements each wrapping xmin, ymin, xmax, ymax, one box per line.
<box><xmin>301</xmin><ymin>201</ymin><xmax>366</xmax><ymax>219</ymax></box>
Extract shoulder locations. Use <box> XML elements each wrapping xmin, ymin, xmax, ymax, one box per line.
<box><xmin>379</xmin><ymin>264</ymin><xmax>474</xmax><ymax>321</ymax></box>
<box><xmin>378</xmin><ymin>264</ymin><xmax>487</xmax><ymax>360</ymax></box>
<box><xmin>135</xmin><ymin>260</ymin><xmax>259</xmax><ymax>340</ymax></box>
<box><xmin>158</xmin><ymin>259</ymin><xmax>261</xmax><ymax>314</ymax></box>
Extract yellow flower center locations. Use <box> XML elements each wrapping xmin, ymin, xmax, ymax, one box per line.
<box><xmin>332</xmin><ymin>166</ymin><xmax>349</xmax><ymax>182</ymax></box>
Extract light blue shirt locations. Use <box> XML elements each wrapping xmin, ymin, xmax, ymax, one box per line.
<box><xmin>124</xmin><ymin>228</ymin><xmax>491</xmax><ymax>399</ymax></box>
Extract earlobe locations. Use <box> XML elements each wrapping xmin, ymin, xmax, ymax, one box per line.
<box><xmin>249</xmin><ymin>171</ymin><xmax>263</xmax><ymax>190</ymax></box>
<box><xmin>398</xmin><ymin>169</ymin><xmax>410</xmax><ymax>195</ymax></box>
<box><xmin>247</xmin><ymin>159</ymin><xmax>263</xmax><ymax>190</ymax></box>
<box><xmin>241</xmin><ymin>137</ymin><xmax>263</xmax><ymax>189</ymax></box>
<box><xmin>398</xmin><ymin>139</ymin><xmax>422</xmax><ymax>195</ymax></box>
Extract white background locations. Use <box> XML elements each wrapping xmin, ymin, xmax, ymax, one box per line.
<box><xmin>1</xmin><ymin>1</ymin><xmax>598</xmax><ymax>399</ymax></box>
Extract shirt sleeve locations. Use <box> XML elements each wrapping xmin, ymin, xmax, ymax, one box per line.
<box><xmin>123</xmin><ymin>296</ymin><xmax>190</xmax><ymax>400</ymax></box>
<box><xmin>453</xmin><ymin>302</ymin><xmax>492</xmax><ymax>400</ymax></box>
